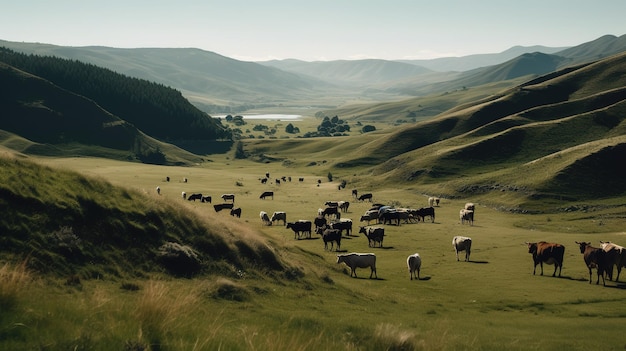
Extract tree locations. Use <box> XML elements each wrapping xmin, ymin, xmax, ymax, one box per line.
<box><xmin>234</xmin><ymin>141</ymin><xmax>246</xmax><ymax>159</ymax></box>
<box><xmin>362</xmin><ymin>125</ymin><xmax>376</xmax><ymax>133</ymax></box>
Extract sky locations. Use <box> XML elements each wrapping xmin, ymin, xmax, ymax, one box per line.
<box><xmin>2</xmin><ymin>0</ymin><xmax>625</xmax><ymax>62</ymax></box>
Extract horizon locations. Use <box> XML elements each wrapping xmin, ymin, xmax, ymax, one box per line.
<box><xmin>2</xmin><ymin>1</ymin><xmax>626</xmax><ymax>62</ymax></box>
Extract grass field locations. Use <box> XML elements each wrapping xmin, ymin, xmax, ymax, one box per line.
<box><xmin>19</xmin><ymin>154</ymin><xmax>626</xmax><ymax>350</ymax></box>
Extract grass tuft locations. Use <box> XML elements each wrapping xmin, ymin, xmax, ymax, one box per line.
<box><xmin>0</xmin><ymin>260</ymin><xmax>31</xmax><ymax>311</ymax></box>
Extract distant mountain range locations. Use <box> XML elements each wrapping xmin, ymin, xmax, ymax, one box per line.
<box><xmin>2</xmin><ymin>34</ymin><xmax>625</xmax><ymax>114</ymax></box>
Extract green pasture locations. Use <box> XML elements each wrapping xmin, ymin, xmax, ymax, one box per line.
<box><xmin>18</xmin><ymin>156</ymin><xmax>626</xmax><ymax>350</ymax></box>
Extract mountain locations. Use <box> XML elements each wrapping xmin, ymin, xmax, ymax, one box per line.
<box><xmin>399</xmin><ymin>45</ymin><xmax>569</xmax><ymax>72</ymax></box>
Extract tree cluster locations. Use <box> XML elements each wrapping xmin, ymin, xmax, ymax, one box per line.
<box><xmin>303</xmin><ymin>115</ymin><xmax>350</xmax><ymax>138</ymax></box>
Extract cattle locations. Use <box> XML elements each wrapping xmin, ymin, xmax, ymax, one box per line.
<box><xmin>452</xmin><ymin>236</ymin><xmax>472</xmax><ymax>262</ymax></box>
<box><xmin>261</xmin><ymin>178</ymin><xmax>268</xmax><ymax>184</ymax></box>
<box><xmin>321</xmin><ymin>206</ymin><xmax>340</xmax><ymax>219</ymax></box>
<box><xmin>380</xmin><ymin>210</ymin><xmax>401</xmax><ymax>226</ymax></box>
<box><xmin>213</xmin><ymin>203</ymin><xmax>234</xmax><ymax>212</ymax></box>
<box><xmin>321</xmin><ymin>228</ymin><xmax>342</xmax><ymax>251</ymax></box>
<box><xmin>286</xmin><ymin>220</ymin><xmax>312</xmax><ymax>239</ymax></box>
<box><xmin>357</xmin><ymin>193</ymin><xmax>373</xmax><ymax>202</ymax></box>
<box><xmin>201</xmin><ymin>195</ymin><xmax>212</xmax><ymax>203</ymax></box>
<box><xmin>600</xmin><ymin>241</ymin><xmax>626</xmax><ymax>281</ymax></box>
<box><xmin>183</xmin><ymin>177</ymin><xmax>188</xmax><ymax>183</ymax></box>
<box><xmin>314</xmin><ymin>216</ymin><xmax>327</xmax><ymax>232</ymax></box>
<box><xmin>576</xmin><ymin>241</ymin><xmax>610</xmax><ymax>286</ymax></box>
<box><xmin>270</xmin><ymin>211</ymin><xmax>287</xmax><ymax>226</ymax></box>
<box><xmin>464</xmin><ymin>203</ymin><xmax>475</xmax><ymax>211</ymax></box>
<box><xmin>359</xmin><ymin>226</ymin><xmax>385</xmax><ymax>248</ymax></box>
<box><xmin>182</xmin><ymin>191</ymin><xmax>186</xmax><ymax>200</ymax></box>
<box><xmin>428</xmin><ymin>197</ymin><xmax>435</xmax><ymax>207</ymax></box>
<box><xmin>352</xmin><ymin>189</ymin><xmax>358</xmax><ymax>198</ymax></box>
<box><xmin>329</xmin><ymin>218</ymin><xmax>353</xmax><ymax>236</ymax></box>
<box><xmin>230</xmin><ymin>207</ymin><xmax>242</xmax><ymax>218</ymax></box>
<box><xmin>325</xmin><ymin>201</ymin><xmax>339</xmax><ymax>207</ymax></box>
<box><xmin>156</xmin><ymin>186</ymin><xmax>160</xmax><ymax>195</ymax></box>
<box><xmin>434</xmin><ymin>197</ymin><xmax>440</xmax><ymax>206</ymax></box>
<box><xmin>407</xmin><ymin>253</ymin><xmax>422</xmax><ymax>280</ymax></box>
<box><xmin>166</xmin><ymin>176</ymin><xmax>170</xmax><ymax>182</ymax></box>
<box><xmin>260</xmin><ymin>211</ymin><xmax>271</xmax><ymax>225</ymax></box>
<box><xmin>416</xmin><ymin>207</ymin><xmax>435</xmax><ymax>223</ymax></box>
<box><xmin>265</xmin><ymin>172</ymin><xmax>270</xmax><ymax>179</ymax></box>
<box><xmin>360</xmin><ymin>210</ymin><xmax>379</xmax><ymax>225</ymax></box>
<box><xmin>337</xmin><ymin>253</ymin><xmax>377</xmax><ymax>279</ymax></box>
<box><xmin>339</xmin><ymin>201</ymin><xmax>350</xmax><ymax>213</ymax></box>
<box><xmin>187</xmin><ymin>193</ymin><xmax>203</xmax><ymax>202</ymax></box>
<box><xmin>299</xmin><ymin>177</ymin><xmax>304</xmax><ymax>182</ymax></box>
<box><xmin>260</xmin><ymin>191</ymin><xmax>274</xmax><ymax>200</ymax></box>
<box><xmin>526</xmin><ymin>241</ymin><xmax>565</xmax><ymax>277</ymax></box>
<box><xmin>460</xmin><ymin>209</ymin><xmax>474</xmax><ymax>225</ymax></box>
<box><xmin>221</xmin><ymin>194</ymin><xmax>235</xmax><ymax>203</ymax></box>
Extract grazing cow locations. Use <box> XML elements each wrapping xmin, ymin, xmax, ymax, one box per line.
<box><xmin>314</xmin><ymin>216</ymin><xmax>328</xmax><ymax>232</ymax></box>
<box><xmin>260</xmin><ymin>211</ymin><xmax>271</xmax><ymax>225</ymax></box>
<box><xmin>325</xmin><ymin>201</ymin><xmax>339</xmax><ymax>207</ymax></box>
<box><xmin>183</xmin><ymin>177</ymin><xmax>188</xmax><ymax>183</ymax></box>
<box><xmin>526</xmin><ymin>241</ymin><xmax>565</xmax><ymax>277</ymax></box>
<box><xmin>287</xmin><ymin>220</ymin><xmax>312</xmax><ymax>239</ymax></box>
<box><xmin>166</xmin><ymin>176</ymin><xmax>170</xmax><ymax>182</ymax></box>
<box><xmin>201</xmin><ymin>195</ymin><xmax>212</xmax><ymax>203</ymax></box>
<box><xmin>380</xmin><ymin>210</ymin><xmax>401</xmax><ymax>226</ymax></box>
<box><xmin>460</xmin><ymin>209</ymin><xmax>474</xmax><ymax>225</ymax></box>
<box><xmin>359</xmin><ymin>226</ymin><xmax>385</xmax><ymax>248</ymax></box>
<box><xmin>230</xmin><ymin>207</ymin><xmax>242</xmax><ymax>218</ymax></box>
<box><xmin>452</xmin><ymin>236</ymin><xmax>472</xmax><ymax>262</ymax></box>
<box><xmin>321</xmin><ymin>206</ymin><xmax>340</xmax><ymax>219</ymax></box>
<box><xmin>187</xmin><ymin>193</ymin><xmax>203</xmax><ymax>202</ymax></box>
<box><xmin>261</xmin><ymin>178</ymin><xmax>268</xmax><ymax>184</ymax></box>
<box><xmin>352</xmin><ymin>189</ymin><xmax>358</xmax><ymax>199</ymax></box>
<box><xmin>357</xmin><ymin>193</ymin><xmax>373</xmax><ymax>202</ymax></box>
<box><xmin>275</xmin><ymin>179</ymin><xmax>281</xmax><ymax>185</ymax></box>
<box><xmin>330</xmin><ymin>218</ymin><xmax>353</xmax><ymax>236</ymax></box>
<box><xmin>337</xmin><ymin>253</ymin><xmax>377</xmax><ymax>279</ymax></box>
<box><xmin>213</xmin><ymin>203</ymin><xmax>234</xmax><ymax>212</ymax></box>
<box><xmin>321</xmin><ymin>228</ymin><xmax>342</xmax><ymax>251</ymax></box>
<box><xmin>299</xmin><ymin>177</ymin><xmax>304</xmax><ymax>182</ymax></box>
<box><xmin>428</xmin><ymin>197</ymin><xmax>435</xmax><ymax>207</ymax></box>
<box><xmin>360</xmin><ymin>210</ymin><xmax>379</xmax><ymax>225</ymax></box>
<box><xmin>182</xmin><ymin>191</ymin><xmax>187</xmax><ymax>200</ymax></box>
<box><xmin>221</xmin><ymin>194</ymin><xmax>235</xmax><ymax>203</ymax></box>
<box><xmin>270</xmin><ymin>211</ymin><xmax>287</xmax><ymax>226</ymax></box>
<box><xmin>416</xmin><ymin>207</ymin><xmax>435</xmax><ymax>223</ymax></box>
<box><xmin>407</xmin><ymin>253</ymin><xmax>422</xmax><ymax>280</ymax></box>
<box><xmin>259</xmin><ymin>191</ymin><xmax>274</xmax><ymax>200</ymax></box>
<box><xmin>339</xmin><ymin>201</ymin><xmax>350</xmax><ymax>213</ymax></box>
<box><xmin>265</xmin><ymin>172</ymin><xmax>270</xmax><ymax>179</ymax></box>
<box><xmin>434</xmin><ymin>197</ymin><xmax>440</xmax><ymax>206</ymax></box>
<box><xmin>576</xmin><ymin>241</ymin><xmax>609</xmax><ymax>286</ymax></box>
<box><xmin>156</xmin><ymin>186</ymin><xmax>160</xmax><ymax>195</ymax></box>
<box><xmin>600</xmin><ymin>241</ymin><xmax>626</xmax><ymax>281</ymax></box>
<box><xmin>281</xmin><ymin>176</ymin><xmax>287</xmax><ymax>182</ymax></box>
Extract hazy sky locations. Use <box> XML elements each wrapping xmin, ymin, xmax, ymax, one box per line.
<box><xmin>2</xmin><ymin>0</ymin><xmax>624</xmax><ymax>61</ymax></box>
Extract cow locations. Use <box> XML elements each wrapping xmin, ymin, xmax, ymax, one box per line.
<box><xmin>526</xmin><ymin>241</ymin><xmax>565</xmax><ymax>277</ymax></box>
<box><xmin>221</xmin><ymin>194</ymin><xmax>235</xmax><ymax>203</ymax></box>
<box><xmin>321</xmin><ymin>228</ymin><xmax>342</xmax><ymax>251</ymax></box>
<box><xmin>460</xmin><ymin>209</ymin><xmax>474</xmax><ymax>225</ymax></box>
<box><xmin>416</xmin><ymin>207</ymin><xmax>435</xmax><ymax>223</ymax></box>
<box><xmin>329</xmin><ymin>218</ymin><xmax>353</xmax><ymax>236</ymax></box>
<box><xmin>321</xmin><ymin>206</ymin><xmax>340</xmax><ymax>219</ymax></box>
<box><xmin>600</xmin><ymin>241</ymin><xmax>626</xmax><ymax>281</ymax></box>
<box><xmin>452</xmin><ymin>236</ymin><xmax>472</xmax><ymax>262</ymax></box>
<box><xmin>434</xmin><ymin>197</ymin><xmax>440</xmax><ymax>206</ymax></box>
<box><xmin>337</xmin><ymin>253</ymin><xmax>377</xmax><ymax>279</ymax></box>
<box><xmin>339</xmin><ymin>201</ymin><xmax>350</xmax><ymax>213</ymax></box>
<box><xmin>428</xmin><ymin>197</ymin><xmax>435</xmax><ymax>207</ymax></box>
<box><xmin>325</xmin><ymin>201</ymin><xmax>339</xmax><ymax>207</ymax></box>
<box><xmin>187</xmin><ymin>193</ymin><xmax>203</xmax><ymax>201</ymax></box>
<box><xmin>230</xmin><ymin>207</ymin><xmax>241</xmax><ymax>218</ymax></box>
<box><xmin>261</xmin><ymin>178</ymin><xmax>268</xmax><ymax>184</ymax></box>
<box><xmin>286</xmin><ymin>220</ymin><xmax>312</xmax><ymax>239</ymax></box>
<box><xmin>260</xmin><ymin>211</ymin><xmax>271</xmax><ymax>225</ymax></box>
<box><xmin>360</xmin><ymin>210</ymin><xmax>379</xmax><ymax>225</ymax></box>
<box><xmin>314</xmin><ymin>216</ymin><xmax>327</xmax><ymax>232</ymax></box>
<box><xmin>380</xmin><ymin>210</ymin><xmax>401</xmax><ymax>226</ymax></box>
<box><xmin>260</xmin><ymin>191</ymin><xmax>274</xmax><ymax>200</ymax></box>
<box><xmin>352</xmin><ymin>189</ymin><xmax>358</xmax><ymax>199</ymax></box>
<box><xmin>201</xmin><ymin>195</ymin><xmax>212</xmax><ymax>203</ymax></box>
<box><xmin>156</xmin><ymin>186</ymin><xmax>160</xmax><ymax>195</ymax></box>
<box><xmin>576</xmin><ymin>241</ymin><xmax>609</xmax><ymax>286</ymax></box>
<box><xmin>270</xmin><ymin>211</ymin><xmax>287</xmax><ymax>226</ymax></box>
<box><xmin>359</xmin><ymin>226</ymin><xmax>385</xmax><ymax>248</ymax></box>
<box><xmin>182</xmin><ymin>191</ymin><xmax>186</xmax><ymax>200</ymax></box>
<box><xmin>213</xmin><ymin>203</ymin><xmax>234</xmax><ymax>212</ymax></box>
<box><xmin>299</xmin><ymin>177</ymin><xmax>304</xmax><ymax>182</ymax></box>
<box><xmin>464</xmin><ymin>203</ymin><xmax>475</xmax><ymax>211</ymax></box>
<box><xmin>357</xmin><ymin>193</ymin><xmax>373</xmax><ymax>202</ymax></box>
<box><xmin>407</xmin><ymin>253</ymin><xmax>422</xmax><ymax>280</ymax></box>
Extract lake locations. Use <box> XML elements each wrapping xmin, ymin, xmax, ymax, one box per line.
<box><xmin>215</xmin><ymin>114</ymin><xmax>303</xmax><ymax>121</ymax></box>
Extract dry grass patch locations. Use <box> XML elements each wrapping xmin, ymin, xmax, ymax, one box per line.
<box><xmin>0</xmin><ymin>261</ymin><xmax>31</xmax><ymax>311</ymax></box>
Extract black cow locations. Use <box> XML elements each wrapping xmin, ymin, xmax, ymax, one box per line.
<box><xmin>213</xmin><ymin>203</ymin><xmax>234</xmax><ymax>212</ymax></box>
<box><xmin>380</xmin><ymin>211</ymin><xmax>401</xmax><ymax>226</ymax></box>
<box><xmin>357</xmin><ymin>193</ymin><xmax>373</xmax><ymax>202</ymax></box>
<box><xmin>286</xmin><ymin>221</ymin><xmax>312</xmax><ymax>239</ymax></box>
<box><xmin>201</xmin><ymin>196</ymin><xmax>212</xmax><ymax>203</ymax></box>
<box><xmin>187</xmin><ymin>193</ymin><xmax>203</xmax><ymax>201</ymax></box>
<box><xmin>321</xmin><ymin>228</ymin><xmax>342</xmax><ymax>251</ymax></box>
<box><xmin>330</xmin><ymin>219</ymin><xmax>353</xmax><ymax>236</ymax></box>
<box><xmin>260</xmin><ymin>191</ymin><xmax>274</xmax><ymax>200</ymax></box>
<box><xmin>416</xmin><ymin>207</ymin><xmax>435</xmax><ymax>223</ymax></box>
<box><xmin>230</xmin><ymin>207</ymin><xmax>242</xmax><ymax>218</ymax></box>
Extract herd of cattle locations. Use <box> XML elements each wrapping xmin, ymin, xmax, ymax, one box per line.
<box><xmin>160</xmin><ymin>177</ymin><xmax>623</xmax><ymax>285</ymax></box>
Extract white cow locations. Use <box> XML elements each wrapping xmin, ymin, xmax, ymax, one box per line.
<box><xmin>337</xmin><ymin>253</ymin><xmax>377</xmax><ymax>279</ymax></box>
<box><xmin>600</xmin><ymin>241</ymin><xmax>626</xmax><ymax>281</ymax></box>
<box><xmin>260</xmin><ymin>211</ymin><xmax>271</xmax><ymax>225</ymax></box>
<box><xmin>460</xmin><ymin>209</ymin><xmax>474</xmax><ymax>225</ymax></box>
<box><xmin>181</xmin><ymin>191</ymin><xmax>186</xmax><ymax>200</ymax></box>
<box><xmin>453</xmin><ymin>236</ymin><xmax>472</xmax><ymax>262</ymax></box>
<box><xmin>156</xmin><ymin>186</ymin><xmax>160</xmax><ymax>195</ymax></box>
<box><xmin>407</xmin><ymin>253</ymin><xmax>422</xmax><ymax>280</ymax></box>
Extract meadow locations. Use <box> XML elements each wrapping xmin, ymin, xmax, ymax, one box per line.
<box><xmin>9</xmin><ymin>154</ymin><xmax>624</xmax><ymax>351</ymax></box>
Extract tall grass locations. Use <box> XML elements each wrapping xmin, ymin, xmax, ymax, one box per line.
<box><xmin>0</xmin><ymin>260</ymin><xmax>31</xmax><ymax>311</ymax></box>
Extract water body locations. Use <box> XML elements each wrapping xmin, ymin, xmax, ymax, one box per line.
<box><xmin>215</xmin><ymin>114</ymin><xmax>303</xmax><ymax>121</ymax></box>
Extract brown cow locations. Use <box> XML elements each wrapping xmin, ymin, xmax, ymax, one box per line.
<box><xmin>527</xmin><ymin>241</ymin><xmax>565</xmax><ymax>277</ymax></box>
<box><xmin>576</xmin><ymin>241</ymin><xmax>610</xmax><ymax>286</ymax></box>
